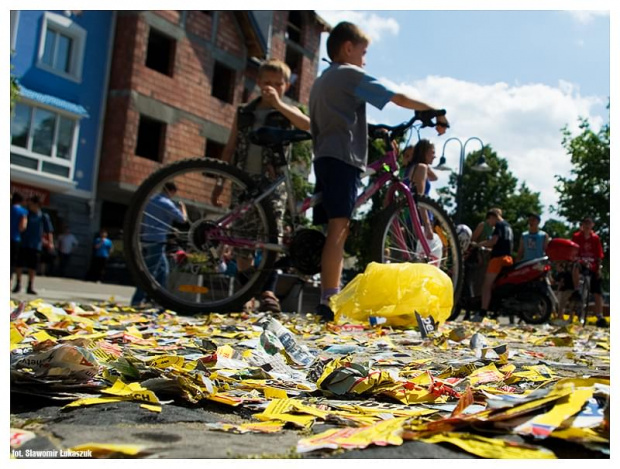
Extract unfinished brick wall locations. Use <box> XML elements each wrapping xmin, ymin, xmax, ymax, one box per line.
<box><xmin>99</xmin><ymin>11</ymin><xmax>324</xmax><ymax>191</ymax></box>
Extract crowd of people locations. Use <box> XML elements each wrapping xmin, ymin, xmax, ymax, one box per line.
<box><xmin>10</xmin><ymin>20</ymin><xmax>607</xmax><ymax>327</ymax></box>
<box><xmin>10</xmin><ymin>192</ymin><xmax>119</xmax><ymax>290</ymax></box>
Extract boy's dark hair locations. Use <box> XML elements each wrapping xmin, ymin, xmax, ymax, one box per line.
<box><xmin>29</xmin><ymin>195</ymin><xmax>41</xmax><ymax>206</ymax></box>
<box><xmin>258</xmin><ymin>59</ymin><xmax>291</xmax><ymax>83</ymax></box>
<box><xmin>11</xmin><ymin>192</ymin><xmax>24</xmax><ymax>204</ymax></box>
<box><xmin>326</xmin><ymin>21</ymin><xmax>370</xmax><ymax>61</ymax></box>
<box><xmin>411</xmin><ymin>139</ymin><xmax>434</xmax><ymax>165</ymax></box>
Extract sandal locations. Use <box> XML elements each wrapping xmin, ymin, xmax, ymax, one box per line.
<box><xmin>259</xmin><ymin>291</ymin><xmax>281</xmax><ymax>313</ymax></box>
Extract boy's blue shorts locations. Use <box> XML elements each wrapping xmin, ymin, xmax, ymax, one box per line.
<box><xmin>312</xmin><ymin>157</ymin><xmax>361</xmax><ymax>225</ymax></box>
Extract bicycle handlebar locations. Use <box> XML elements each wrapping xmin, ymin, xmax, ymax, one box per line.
<box><xmin>368</xmin><ymin>109</ymin><xmax>448</xmax><ymax>141</ymax></box>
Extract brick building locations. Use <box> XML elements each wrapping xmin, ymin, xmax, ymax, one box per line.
<box><xmin>96</xmin><ymin>10</ymin><xmax>328</xmax><ymax>268</ymax></box>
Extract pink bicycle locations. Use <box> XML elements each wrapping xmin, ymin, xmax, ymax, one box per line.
<box><xmin>124</xmin><ymin>110</ymin><xmax>463</xmax><ymax>314</ymax></box>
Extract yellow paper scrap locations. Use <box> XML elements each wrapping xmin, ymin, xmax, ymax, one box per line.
<box><xmin>64</xmin><ymin>396</ymin><xmax>126</xmax><ymax>408</ymax></box>
<box><xmin>514</xmin><ymin>388</ymin><xmax>593</xmax><ymax>438</ymax></box>
<box><xmin>10</xmin><ymin>323</ymin><xmax>24</xmax><ymax>345</ymax></box>
<box><xmin>140</xmin><ymin>404</ymin><xmax>162</xmax><ymax>413</ymax></box>
<box><xmin>467</xmin><ymin>363</ymin><xmax>505</xmax><ymax>386</ymax></box>
<box><xmin>101</xmin><ymin>379</ymin><xmax>160</xmax><ymax>404</ymax></box>
<box><xmin>296</xmin><ymin>417</ymin><xmax>406</xmax><ymax>453</ymax></box>
<box><xmin>68</xmin><ymin>443</ymin><xmax>145</xmax><ymax>457</ymax></box>
<box><xmin>420</xmin><ymin>432</ymin><xmax>556</xmax><ymax>459</ymax></box>
<box><xmin>31</xmin><ymin>330</ymin><xmax>57</xmax><ymax>344</ymax></box>
<box><xmin>263</xmin><ymin>387</ymin><xmax>288</xmax><ymax>399</ymax></box>
<box><xmin>147</xmin><ymin>355</ymin><xmax>185</xmax><ymax>369</ymax></box>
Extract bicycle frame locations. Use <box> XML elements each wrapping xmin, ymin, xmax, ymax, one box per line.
<box><xmin>211</xmin><ymin>146</ymin><xmax>433</xmax><ymax>258</ymax></box>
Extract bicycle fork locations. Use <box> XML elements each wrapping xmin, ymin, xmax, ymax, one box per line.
<box><xmin>385</xmin><ymin>179</ymin><xmax>432</xmax><ymax>260</ymax></box>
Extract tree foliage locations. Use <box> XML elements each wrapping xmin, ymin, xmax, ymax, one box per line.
<box><xmin>542</xmin><ymin>218</ymin><xmax>571</xmax><ymax>240</ymax></box>
<box><xmin>289</xmin><ymin>139</ymin><xmax>314</xmax><ymax>226</ymax></box>
<box><xmin>436</xmin><ymin>147</ymin><xmax>543</xmax><ymax>250</ymax></box>
<box><xmin>554</xmin><ymin>110</ymin><xmax>610</xmax><ymax>275</ymax></box>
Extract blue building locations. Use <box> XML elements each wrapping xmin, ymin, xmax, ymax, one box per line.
<box><xmin>10</xmin><ymin>10</ymin><xmax>116</xmax><ymax>277</ymax></box>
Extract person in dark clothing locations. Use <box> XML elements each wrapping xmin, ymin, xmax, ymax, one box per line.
<box><xmin>89</xmin><ymin>229</ymin><xmax>114</xmax><ymax>282</ymax></box>
<box><xmin>473</xmin><ymin>208</ymin><xmax>513</xmax><ymax>322</ymax></box>
<box><xmin>12</xmin><ymin>196</ymin><xmax>54</xmax><ymax>294</ymax></box>
<box><xmin>10</xmin><ymin>192</ymin><xmax>28</xmax><ymax>287</ymax></box>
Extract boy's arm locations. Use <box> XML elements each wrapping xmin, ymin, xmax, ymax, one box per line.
<box><xmin>480</xmin><ymin>235</ymin><xmax>498</xmax><ymax>248</ymax></box>
<box><xmin>263</xmin><ymin>86</ymin><xmax>310</xmax><ymax>131</ymax></box>
<box><xmin>390</xmin><ymin>94</ymin><xmax>449</xmax><ymax>134</ymax></box>
<box><xmin>273</xmin><ymin>100</ymin><xmax>310</xmax><ymax>131</ymax></box>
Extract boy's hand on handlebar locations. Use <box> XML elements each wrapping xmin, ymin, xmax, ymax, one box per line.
<box><xmin>436</xmin><ymin>115</ymin><xmax>449</xmax><ymax>136</ymax></box>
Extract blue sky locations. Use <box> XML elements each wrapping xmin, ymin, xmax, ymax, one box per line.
<box><xmin>316</xmin><ymin>9</ymin><xmax>610</xmax><ymax>223</ymax></box>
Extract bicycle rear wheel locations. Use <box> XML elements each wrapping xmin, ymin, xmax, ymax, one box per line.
<box><xmin>370</xmin><ymin>195</ymin><xmax>463</xmax><ymax>309</ymax></box>
<box><xmin>124</xmin><ymin>158</ymin><xmax>278</xmax><ymax>314</ymax></box>
<box><xmin>577</xmin><ymin>275</ymin><xmax>591</xmax><ymax>326</ymax></box>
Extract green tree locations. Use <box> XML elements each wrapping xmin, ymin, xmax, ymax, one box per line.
<box><xmin>542</xmin><ymin>218</ymin><xmax>571</xmax><ymax>240</ymax></box>
<box><xmin>437</xmin><ymin>147</ymin><xmax>543</xmax><ymax>250</ymax></box>
<box><xmin>288</xmin><ymin>139</ymin><xmax>314</xmax><ymax>226</ymax></box>
<box><xmin>554</xmin><ymin>110</ymin><xmax>610</xmax><ymax>278</ymax></box>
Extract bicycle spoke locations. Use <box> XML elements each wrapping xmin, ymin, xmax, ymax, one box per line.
<box><xmin>125</xmin><ymin>159</ymin><xmax>278</xmax><ymax>313</ymax></box>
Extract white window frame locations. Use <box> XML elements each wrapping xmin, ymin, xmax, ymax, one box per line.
<box><xmin>10</xmin><ymin>100</ymin><xmax>82</xmax><ymax>183</ymax></box>
<box><xmin>11</xmin><ymin>11</ymin><xmax>20</xmax><ymax>51</ymax></box>
<box><xmin>36</xmin><ymin>11</ymin><xmax>87</xmax><ymax>83</ymax></box>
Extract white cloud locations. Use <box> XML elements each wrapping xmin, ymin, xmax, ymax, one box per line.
<box><xmin>370</xmin><ymin>76</ymin><xmax>606</xmax><ymax>222</ymax></box>
<box><xmin>316</xmin><ymin>10</ymin><xmax>400</xmax><ymax>42</ymax></box>
<box><xmin>565</xmin><ymin>10</ymin><xmax>609</xmax><ymax>25</ymax></box>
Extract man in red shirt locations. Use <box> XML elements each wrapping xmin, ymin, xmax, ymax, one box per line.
<box><xmin>571</xmin><ymin>217</ymin><xmax>606</xmax><ymax>326</ymax></box>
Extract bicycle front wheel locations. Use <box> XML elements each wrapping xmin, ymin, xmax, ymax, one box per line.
<box><xmin>124</xmin><ymin>158</ymin><xmax>278</xmax><ymax>314</ymax></box>
<box><xmin>371</xmin><ymin>195</ymin><xmax>463</xmax><ymax>307</ymax></box>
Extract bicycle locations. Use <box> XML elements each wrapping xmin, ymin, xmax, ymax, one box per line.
<box><xmin>566</xmin><ymin>257</ymin><xmax>595</xmax><ymax>326</ymax></box>
<box><xmin>123</xmin><ymin>110</ymin><xmax>463</xmax><ymax>315</ymax></box>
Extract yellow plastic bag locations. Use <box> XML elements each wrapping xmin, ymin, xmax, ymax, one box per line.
<box><xmin>330</xmin><ymin>262</ymin><xmax>453</xmax><ymax>326</ymax></box>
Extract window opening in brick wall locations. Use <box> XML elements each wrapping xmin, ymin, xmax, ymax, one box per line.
<box><xmin>146</xmin><ymin>28</ymin><xmax>175</xmax><ymax>76</ymax></box>
<box><xmin>136</xmin><ymin>115</ymin><xmax>165</xmax><ymax>162</ymax></box>
<box><xmin>212</xmin><ymin>61</ymin><xmax>236</xmax><ymax>104</ymax></box>
<box><xmin>286</xmin><ymin>11</ymin><xmax>303</xmax><ymax>45</ymax></box>
<box><xmin>205</xmin><ymin>139</ymin><xmax>225</xmax><ymax>159</ymax></box>
<box><xmin>284</xmin><ymin>47</ymin><xmax>302</xmax><ymax>101</ymax></box>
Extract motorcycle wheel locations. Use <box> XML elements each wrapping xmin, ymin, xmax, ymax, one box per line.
<box><xmin>517</xmin><ymin>290</ymin><xmax>553</xmax><ymax>324</ymax></box>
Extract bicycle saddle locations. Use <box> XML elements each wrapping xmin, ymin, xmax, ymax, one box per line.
<box><xmin>249</xmin><ymin>127</ymin><xmax>312</xmax><ymax>147</ymax></box>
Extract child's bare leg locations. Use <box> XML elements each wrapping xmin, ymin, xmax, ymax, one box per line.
<box><xmin>320</xmin><ymin>217</ymin><xmax>350</xmax><ymax>299</ymax></box>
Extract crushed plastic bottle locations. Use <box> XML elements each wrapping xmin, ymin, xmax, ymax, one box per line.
<box><xmin>369</xmin><ymin>316</ymin><xmax>387</xmax><ymax>327</ymax></box>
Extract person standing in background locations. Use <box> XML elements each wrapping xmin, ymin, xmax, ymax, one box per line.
<box><xmin>12</xmin><ymin>196</ymin><xmax>54</xmax><ymax>294</ymax></box>
<box><xmin>517</xmin><ymin>213</ymin><xmax>549</xmax><ymax>261</ymax></box>
<box><xmin>89</xmin><ymin>229</ymin><xmax>113</xmax><ymax>282</ymax></box>
<box><xmin>57</xmin><ymin>226</ymin><xmax>79</xmax><ymax>277</ymax></box>
<box><xmin>10</xmin><ymin>192</ymin><xmax>28</xmax><ymax>288</ymax></box>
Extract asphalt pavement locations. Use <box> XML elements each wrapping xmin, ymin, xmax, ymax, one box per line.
<box><xmin>10</xmin><ymin>275</ymin><xmax>136</xmax><ymax>305</ymax></box>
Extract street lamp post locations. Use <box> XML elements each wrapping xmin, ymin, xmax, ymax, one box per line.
<box><xmin>435</xmin><ymin>137</ymin><xmax>491</xmax><ymax>224</ymax></box>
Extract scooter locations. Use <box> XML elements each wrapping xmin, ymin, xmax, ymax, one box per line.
<box><xmin>448</xmin><ymin>244</ymin><xmax>558</xmax><ymax>324</ymax></box>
